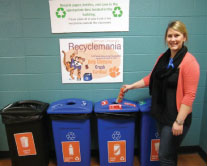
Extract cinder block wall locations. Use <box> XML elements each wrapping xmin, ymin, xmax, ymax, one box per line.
<box><xmin>0</xmin><ymin>0</ymin><xmax>207</xmax><ymax>151</ymax></box>
<box><xmin>200</xmin><ymin>73</ymin><xmax>207</xmax><ymax>153</ymax></box>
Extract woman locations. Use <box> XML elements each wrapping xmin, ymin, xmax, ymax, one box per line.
<box><xmin>123</xmin><ymin>21</ymin><xmax>200</xmax><ymax>166</ymax></box>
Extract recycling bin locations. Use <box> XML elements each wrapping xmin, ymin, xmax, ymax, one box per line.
<box><xmin>139</xmin><ymin>98</ymin><xmax>160</xmax><ymax>166</ymax></box>
<box><xmin>0</xmin><ymin>100</ymin><xmax>49</xmax><ymax>166</ymax></box>
<box><xmin>47</xmin><ymin>98</ymin><xmax>93</xmax><ymax>166</ymax></box>
<box><xmin>94</xmin><ymin>98</ymin><xmax>139</xmax><ymax>166</ymax></box>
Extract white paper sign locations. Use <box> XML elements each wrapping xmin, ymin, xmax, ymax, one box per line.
<box><xmin>60</xmin><ymin>38</ymin><xmax>123</xmax><ymax>83</ymax></box>
<box><xmin>49</xmin><ymin>0</ymin><xmax>129</xmax><ymax>33</ymax></box>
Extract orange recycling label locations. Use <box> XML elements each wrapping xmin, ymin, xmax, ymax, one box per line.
<box><xmin>150</xmin><ymin>139</ymin><xmax>160</xmax><ymax>161</ymax></box>
<box><xmin>14</xmin><ymin>132</ymin><xmax>37</xmax><ymax>156</ymax></box>
<box><xmin>109</xmin><ymin>104</ymin><xmax>122</xmax><ymax>110</ymax></box>
<box><xmin>62</xmin><ymin>141</ymin><xmax>81</xmax><ymax>162</ymax></box>
<box><xmin>108</xmin><ymin>140</ymin><xmax>126</xmax><ymax>163</ymax></box>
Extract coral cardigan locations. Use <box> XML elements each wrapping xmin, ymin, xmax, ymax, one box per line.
<box><xmin>143</xmin><ymin>52</ymin><xmax>200</xmax><ymax>112</ymax></box>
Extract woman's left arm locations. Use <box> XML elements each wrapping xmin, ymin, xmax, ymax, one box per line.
<box><xmin>172</xmin><ymin>59</ymin><xmax>200</xmax><ymax>136</ymax></box>
<box><xmin>172</xmin><ymin>104</ymin><xmax>192</xmax><ymax>136</ymax></box>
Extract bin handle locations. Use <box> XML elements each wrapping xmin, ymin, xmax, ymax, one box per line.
<box><xmin>95</xmin><ymin>112</ymin><xmax>137</xmax><ymax>119</ymax></box>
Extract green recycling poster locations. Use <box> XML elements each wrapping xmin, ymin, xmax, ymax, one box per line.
<box><xmin>49</xmin><ymin>0</ymin><xmax>129</xmax><ymax>33</ymax></box>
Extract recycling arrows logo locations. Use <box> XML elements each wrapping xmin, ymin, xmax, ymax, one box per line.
<box><xmin>113</xmin><ymin>6</ymin><xmax>123</xmax><ymax>17</ymax></box>
<box><xmin>66</xmin><ymin>132</ymin><xmax>76</xmax><ymax>140</ymax></box>
<box><xmin>112</xmin><ymin>131</ymin><xmax>121</xmax><ymax>141</ymax></box>
<box><xmin>56</xmin><ymin>8</ymin><xmax>66</xmax><ymax>18</ymax></box>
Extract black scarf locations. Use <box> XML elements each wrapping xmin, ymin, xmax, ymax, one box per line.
<box><xmin>149</xmin><ymin>46</ymin><xmax>187</xmax><ymax>115</ymax></box>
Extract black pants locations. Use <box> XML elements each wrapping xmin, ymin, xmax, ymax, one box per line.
<box><xmin>157</xmin><ymin>123</ymin><xmax>189</xmax><ymax>166</ymax></box>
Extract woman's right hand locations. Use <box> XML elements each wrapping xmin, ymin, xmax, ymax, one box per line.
<box><xmin>122</xmin><ymin>79</ymin><xmax>145</xmax><ymax>93</ymax></box>
<box><xmin>122</xmin><ymin>84</ymin><xmax>132</xmax><ymax>93</ymax></box>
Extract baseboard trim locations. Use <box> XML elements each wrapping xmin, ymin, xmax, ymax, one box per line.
<box><xmin>0</xmin><ymin>151</ymin><xmax>10</xmax><ymax>158</ymax></box>
<box><xmin>178</xmin><ymin>145</ymin><xmax>201</xmax><ymax>153</ymax></box>
<box><xmin>197</xmin><ymin>146</ymin><xmax>207</xmax><ymax>162</ymax></box>
<box><xmin>1</xmin><ymin>146</ymin><xmax>206</xmax><ymax>162</ymax></box>
<box><xmin>178</xmin><ymin>146</ymin><xmax>207</xmax><ymax>162</ymax></box>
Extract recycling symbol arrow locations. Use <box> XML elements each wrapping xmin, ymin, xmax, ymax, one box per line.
<box><xmin>112</xmin><ymin>6</ymin><xmax>123</xmax><ymax>17</ymax></box>
<box><xmin>56</xmin><ymin>8</ymin><xmax>66</xmax><ymax>18</ymax></box>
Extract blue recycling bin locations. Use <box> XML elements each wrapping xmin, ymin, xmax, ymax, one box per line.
<box><xmin>139</xmin><ymin>98</ymin><xmax>160</xmax><ymax>166</ymax></box>
<box><xmin>47</xmin><ymin>98</ymin><xmax>93</xmax><ymax>166</ymax></box>
<box><xmin>94</xmin><ymin>98</ymin><xmax>139</xmax><ymax>166</ymax></box>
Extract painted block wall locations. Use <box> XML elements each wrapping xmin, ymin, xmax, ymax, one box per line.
<box><xmin>200</xmin><ymin>73</ymin><xmax>207</xmax><ymax>153</ymax></box>
<box><xmin>199</xmin><ymin>1</ymin><xmax>207</xmax><ymax>154</ymax></box>
<box><xmin>0</xmin><ymin>0</ymin><xmax>207</xmax><ymax>151</ymax></box>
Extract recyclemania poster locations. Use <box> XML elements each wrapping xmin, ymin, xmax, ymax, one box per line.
<box><xmin>60</xmin><ymin>38</ymin><xmax>123</xmax><ymax>83</ymax></box>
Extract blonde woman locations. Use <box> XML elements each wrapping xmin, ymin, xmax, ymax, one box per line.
<box><xmin>124</xmin><ymin>21</ymin><xmax>200</xmax><ymax>166</ymax></box>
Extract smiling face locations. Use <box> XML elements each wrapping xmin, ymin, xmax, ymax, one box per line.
<box><xmin>166</xmin><ymin>28</ymin><xmax>186</xmax><ymax>57</ymax></box>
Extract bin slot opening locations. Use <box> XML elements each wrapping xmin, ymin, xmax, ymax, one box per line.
<box><xmin>67</xmin><ymin>102</ymin><xmax>76</xmax><ymax>105</ymax></box>
<box><xmin>112</xmin><ymin>102</ymin><xmax>118</xmax><ymax>104</ymax></box>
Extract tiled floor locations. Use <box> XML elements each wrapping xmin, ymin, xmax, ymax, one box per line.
<box><xmin>0</xmin><ymin>153</ymin><xmax>206</xmax><ymax>166</ymax></box>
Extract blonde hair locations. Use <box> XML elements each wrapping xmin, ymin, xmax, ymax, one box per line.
<box><xmin>165</xmin><ymin>21</ymin><xmax>188</xmax><ymax>42</ymax></box>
